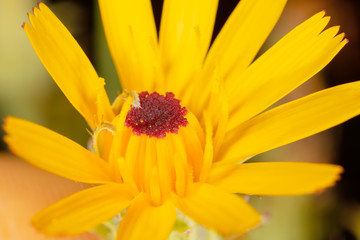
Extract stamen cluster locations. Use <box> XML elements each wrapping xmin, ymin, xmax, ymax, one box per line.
<box><xmin>125</xmin><ymin>91</ymin><xmax>188</xmax><ymax>138</ymax></box>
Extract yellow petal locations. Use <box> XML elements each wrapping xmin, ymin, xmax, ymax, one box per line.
<box><xmin>32</xmin><ymin>184</ymin><xmax>133</xmax><ymax>236</ymax></box>
<box><xmin>98</xmin><ymin>0</ymin><xmax>159</xmax><ymax>91</ymax></box>
<box><xmin>172</xmin><ymin>183</ymin><xmax>261</xmax><ymax>236</ymax></box>
<box><xmin>117</xmin><ymin>194</ymin><xmax>176</xmax><ymax>240</ymax></box>
<box><xmin>209</xmin><ymin>162</ymin><xmax>343</xmax><ymax>195</ymax></box>
<box><xmin>24</xmin><ymin>3</ymin><xmax>113</xmax><ymax>128</ymax></box>
<box><xmin>199</xmin><ymin>112</ymin><xmax>214</xmax><ymax>182</ymax></box>
<box><xmin>226</xmin><ymin>12</ymin><xmax>347</xmax><ymax>131</ymax></box>
<box><xmin>204</xmin><ymin>0</ymin><xmax>286</xmax><ymax>81</ymax></box>
<box><xmin>159</xmin><ymin>0</ymin><xmax>218</xmax><ymax>94</ymax></box>
<box><xmin>3</xmin><ymin>117</ymin><xmax>113</xmax><ymax>183</ymax></box>
<box><xmin>218</xmin><ymin>81</ymin><xmax>360</xmax><ymax>163</ymax></box>
<box><xmin>191</xmin><ymin>0</ymin><xmax>286</xmax><ymax>115</ymax></box>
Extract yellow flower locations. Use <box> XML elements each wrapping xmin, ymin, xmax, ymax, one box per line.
<box><xmin>3</xmin><ymin>0</ymin><xmax>360</xmax><ymax>239</ymax></box>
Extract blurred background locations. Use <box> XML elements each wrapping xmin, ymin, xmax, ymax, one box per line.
<box><xmin>0</xmin><ymin>0</ymin><xmax>359</xmax><ymax>239</ymax></box>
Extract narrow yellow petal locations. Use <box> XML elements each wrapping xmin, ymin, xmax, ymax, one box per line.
<box><xmin>218</xmin><ymin>81</ymin><xmax>360</xmax><ymax>163</ymax></box>
<box><xmin>173</xmin><ymin>152</ymin><xmax>187</xmax><ymax>196</ymax></box>
<box><xmin>117</xmin><ymin>194</ymin><xmax>176</xmax><ymax>240</ymax></box>
<box><xmin>156</xmin><ymin>138</ymin><xmax>174</xmax><ymax>198</ymax></box>
<box><xmin>199</xmin><ymin>112</ymin><xmax>214</xmax><ymax>182</ymax></box>
<box><xmin>207</xmin><ymin>80</ymin><xmax>229</xmax><ymax>156</ymax></box>
<box><xmin>204</xmin><ymin>0</ymin><xmax>286</xmax><ymax>80</ymax></box>
<box><xmin>209</xmin><ymin>162</ymin><xmax>343</xmax><ymax>195</ymax></box>
<box><xmin>178</xmin><ymin>123</ymin><xmax>204</xmax><ymax>180</ymax></box>
<box><xmin>148</xmin><ymin>167</ymin><xmax>162</xmax><ymax>206</ymax></box>
<box><xmin>159</xmin><ymin>0</ymin><xmax>218</xmax><ymax>94</ymax></box>
<box><xmin>4</xmin><ymin>117</ymin><xmax>113</xmax><ymax>183</ymax></box>
<box><xmin>226</xmin><ymin>12</ymin><xmax>346</xmax><ymax>131</ymax></box>
<box><xmin>172</xmin><ymin>183</ymin><xmax>261</xmax><ymax>236</ymax></box>
<box><xmin>24</xmin><ymin>3</ymin><xmax>113</xmax><ymax>128</ymax></box>
<box><xmin>108</xmin><ymin>97</ymin><xmax>134</xmax><ymax>179</ymax></box>
<box><xmin>124</xmin><ymin>134</ymin><xmax>143</xmax><ymax>188</ymax></box>
<box><xmin>32</xmin><ymin>184</ymin><xmax>133</xmax><ymax>236</ymax></box>
<box><xmin>141</xmin><ymin>137</ymin><xmax>157</xmax><ymax>193</ymax></box>
<box><xmin>98</xmin><ymin>0</ymin><xmax>159</xmax><ymax>91</ymax></box>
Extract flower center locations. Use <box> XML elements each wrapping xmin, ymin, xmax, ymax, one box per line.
<box><xmin>125</xmin><ymin>91</ymin><xmax>188</xmax><ymax>138</ymax></box>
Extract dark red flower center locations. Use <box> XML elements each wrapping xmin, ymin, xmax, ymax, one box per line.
<box><xmin>125</xmin><ymin>92</ymin><xmax>188</xmax><ymax>138</ymax></box>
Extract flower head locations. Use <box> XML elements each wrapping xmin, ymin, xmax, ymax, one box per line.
<box><xmin>4</xmin><ymin>0</ymin><xmax>360</xmax><ymax>239</ymax></box>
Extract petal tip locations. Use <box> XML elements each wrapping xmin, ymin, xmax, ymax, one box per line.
<box><xmin>333</xmin><ymin>25</ymin><xmax>341</xmax><ymax>33</ymax></box>
<box><xmin>331</xmin><ymin>164</ymin><xmax>344</xmax><ymax>176</ymax></box>
<box><xmin>323</xmin><ymin>15</ymin><xmax>331</xmax><ymax>24</ymax></box>
<box><xmin>32</xmin><ymin>4</ymin><xmax>42</xmax><ymax>16</ymax></box>
<box><xmin>3</xmin><ymin>116</ymin><xmax>18</xmax><ymax>128</ymax></box>
<box><xmin>30</xmin><ymin>216</ymin><xmax>51</xmax><ymax>237</ymax></box>
<box><xmin>26</xmin><ymin>12</ymin><xmax>35</xmax><ymax>24</ymax></box>
<box><xmin>37</xmin><ymin>2</ymin><xmax>48</xmax><ymax>12</ymax></box>
<box><xmin>2</xmin><ymin>116</ymin><xmax>11</xmax><ymax>132</ymax></box>
<box><xmin>318</xmin><ymin>10</ymin><xmax>327</xmax><ymax>18</ymax></box>
<box><xmin>3</xmin><ymin>115</ymin><xmax>9</xmax><ymax>124</ymax></box>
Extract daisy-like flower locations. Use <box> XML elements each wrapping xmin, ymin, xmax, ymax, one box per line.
<box><xmin>4</xmin><ymin>0</ymin><xmax>360</xmax><ymax>239</ymax></box>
